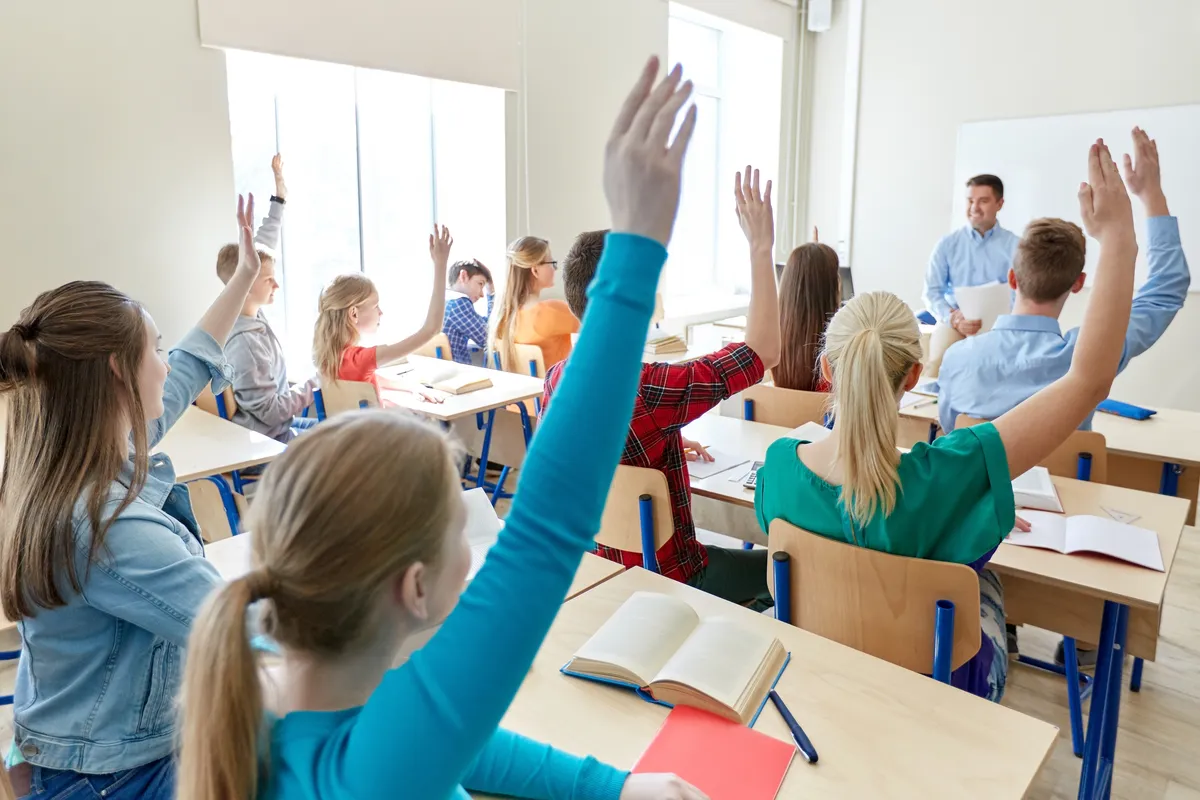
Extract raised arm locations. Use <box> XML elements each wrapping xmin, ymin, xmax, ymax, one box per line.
<box><xmin>993</xmin><ymin>139</ymin><xmax>1138</xmax><ymax>477</ymax></box>
<box><xmin>197</xmin><ymin>195</ymin><xmax>262</xmax><ymax>346</ymax></box>
<box><xmin>253</xmin><ymin>153</ymin><xmax>287</xmax><ymax>252</ymax></box>
<box><xmin>737</xmin><ymin>166</ymin><xmax>780</xmax><ymax>369</ymax></box>
<box><xmin>375</xmin><ymin>226</ymin><xmax>452</xmax><ymax>367</ymax></box>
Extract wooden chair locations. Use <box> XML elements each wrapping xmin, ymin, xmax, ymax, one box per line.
<box><xmin>415</xmin><ymin>332</ymin><xmax>454</xmax><ymax>361</ymax></box>
<box><xmin>313</xmin><ymin>378</ymin><xmax>380</xmax><ymax>420</ymax></box>
<box><xmin>451</xmin><ymin>408</ymin><xmax>536</xmax><ymax>502</ymax></box>
<box><xmin>194</xmin><ymin>384</ymin><xmax>238</xmax><ymax>420</ymax></box>
<box><xmin>955</xmin><ymin>415</ymin><xmax>1108</xmax><ymax>483</ymax></box>
<box><xmin>188</xmin><ymin>477</ymin><xmax>249</xmax><ymax>543</ymax></box>
<box><xmin>767</xmin><ymin>519</ymin><xmax>981</xmax><ymax>682</ymax></box>
<box><xmin>493</xmin><ymin>341</ymin><xmax>547</xmax><ymax>379</ymax></box>
<box><xmin>742</xmin><ymin>384</ymin><xmax>829</xmax><ymax>428</ymax></box>
<box><xmin>595</xmin><ymin>466</ymin><xmax>675</xmax><ymax>573</ymax></box>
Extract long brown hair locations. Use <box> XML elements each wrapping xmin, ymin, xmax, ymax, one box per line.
<box><xmin>490</xmin><ymin>236</ymin><xmax>550</xmax><ymax>371</ymax></box>
<box><xmin>179</xmin><ymin>410</ymin><xmax>463</xmax><ymax>800</ymax></box>
<box><xmin>313</xmin><ymin>273</ymin><xmax>376</xmax><ymax>382</ymax></box>
<box><xmin>775</xmin><ymin>243</ymin><xmax>841</xmax><ymax>391</ymax></box>
<box><xmin>0</xmin><ymin>282</ymin><xmax>151</xmax><ymax>619</ymax></box>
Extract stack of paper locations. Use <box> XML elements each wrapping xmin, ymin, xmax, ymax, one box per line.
<box><xmin>645</xmin><ymin>335</ymin><xmax>688</xmax><ymax>355</ymax></box>
<box><xmin>954</xmin><ymin>281</ymin><xmax>1013</xmax><ymax>333</ymax></box>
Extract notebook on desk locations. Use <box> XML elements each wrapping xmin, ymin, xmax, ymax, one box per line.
<box><xmin>561</xmin><ymin>591</ymin><xmax>790</xmax><ymax>725</ymax></box>
<box><xmin>431</xmin><ymin>373</ymin><xmax>493</xmax><ymax>395</ymax></box>
<box><xmin>1006</xmin><ymin>510</ymin><xmax>1164</xmax><ymax>571</ymax></box>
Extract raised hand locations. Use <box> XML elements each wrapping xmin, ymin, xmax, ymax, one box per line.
<box><xmin>1122</xmin><ymin>127</ymin><xmax>1169</xmax><ymax>217</ymax></box>
<box><xmin>271</xmin><ymin>153</ymin><xmax>287</xmax><ymax>201</ymax></box>
<box><xmin>429</xmin><ymin>225</ymin><xmax>454</xmax><ymax>265</ymax></box>
<box><xmin>619</xmin><ymin>774</ymin><xmax>710</xmax><ymax>800</ymax></box>
<box><xmin>604</xmin><ymin>57</ymin><xmax>698</xmax><ymax>247</ymax></box>
<box><xmin>1078</xmin><ymin>138</ymin><xmax>1134</xmax><ymax>245</ymax></box>
<box><xmin>236</xmin><ymin>193</ymin><xmax>261</xmax><ymax>278</ymax></box>
<box><xmin>734</xmin><ymin>166</ymin><xmax>774</xmax><ymax>254</ymax></box>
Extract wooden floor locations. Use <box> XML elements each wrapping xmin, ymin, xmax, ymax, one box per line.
<box><xmin>0</xmin><ymin>530</ymin><xmax>1196</xmax><ymax>798</ymax></box>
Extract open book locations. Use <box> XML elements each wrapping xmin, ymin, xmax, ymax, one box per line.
<box><xmin>431</xmin><ymin>372</ymin><xmax>493</xmax><ymax>395</ymax></box>
<box><xmin>645</xmin><ymin>335</ymin><xmax>688</xmax><ymax>355</ymax></box>
<box><xmin>462</xmin><ymin>487</ymin><xmax>503</xmax><ymax>578</ymax></box>
<box><xmin>1012</xmin><ymin>466</ymin><xmax>1064</xmax><ymax>513</ymax></box>
<box><xmin>1005</xmin><ymin>510</ymin><xmax>1164</xmax><ymax>571</ymax></box>
<box><xmin>562</xmin><ymin>592</ymin><xmax>790</xmax><ymax>725</ymax></box>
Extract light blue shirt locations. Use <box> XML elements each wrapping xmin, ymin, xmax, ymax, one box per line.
<box><xmin>938</xmin><ymin>215</ymin><xmax>1190</xmax><ymax>433</ymax></box>
<box><xmin>924</xmin><ymin>224</ymin><xmax>1021</xmax><ymax>323</ymax></box>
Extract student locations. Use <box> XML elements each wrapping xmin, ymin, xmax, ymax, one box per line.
<box><xmin>774</xmin><ymin>242</ymin><xmax>841</xmax><ymax>392</ymax></box>
<box><xmin>491</xmin><ymin>236</ymin><xmax>580</xmax><ymax>372</ymax></box>
<box><xmin>922</xmin><ymin>174</ymin><xmax>1021</xmax><ymax>377</ymax></box>
<box><xmin>313</xmin><ymin>225</ymin><xmax>452</xmax><ymax>395</ymax></box>
<box><xmin>217</xmin><ymin>154</ymin><xmax>317</xmax><ymax>442</ymax></box>
<box><xmin>754</xmin><ymin>140</ymin><xmax>1140</xmax><ymax>701</ymax></box>
<box><xmin>177</xmin><ymin>57</ymin><xmax>707</xmax><ymax>800</ymax></box>
<box><xmin>0</xmin><ymin>197</ymin><xmax>266</xmax><ymax>799</ymax></box>
<box><xmin>443</xmin><ymin>258</ymin><xmax>494</xmax><ymax>364</ymax></box>
<box><xmin>939</xmin><ymin>127</ymin><xmax>1189</xmax><ymax>434</ymax></box>
<box><xmin>542</xmin><ymin>167</ymin><xmax>781</xmax><ymax>609</ymax></box>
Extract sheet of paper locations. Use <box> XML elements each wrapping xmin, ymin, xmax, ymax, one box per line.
<box><xmin>954</xmin><ymin>282</ymin><xmax>1013</xmax><ymax>333</ymax></box>
<box><xmin>463</xmin><ymin>487</ymin><xmax>503</xmax><ymax>578</ymax></box>
<box><xmin>1005</xmin><ymin>510</ymin><xmax>1068</xmax><ymax>552</ymax></box>
<box><xmin>785</xmin><ymin>421</ymin><xmax>831</xmax><ymax>442</ymax></box>
<box><xmin>687</xmin><ymin>449</ymin><xmax>749</xmax><ymax>480</ymax></box>
<box><xmin>1066</xmin><ymin>516</ymin><xmax>1164</xmax><ymax>572</ymax></box>
<box><xmin>911</xmin><ymin>379</ymin><xmax>940</xmax><ymax>397</ymax></box>
<box><xmin>901</xmin><ymin>392</ymin><xmax>936</xmax><ymax>410</ymax></box>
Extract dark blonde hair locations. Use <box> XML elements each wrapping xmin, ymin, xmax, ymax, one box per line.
<box><xmin>312</xmin><ymin>273</ymin><xmax>377</xmax><ymax>381</ymax></box>
<box><xmin>216</xmin><ymin>242</ymin><xmax>274</xmax><ymax>284</ymax></box>
<box><xmin>776</xmin><ymin>243</ymin><xmax>841</xmax><ymax>392</ymax></box>
<box><xmin>0</xmin><ymin>282</ymin><xmax>151</xmax><ymax>619</ymax></box>
<box><xmin>178</xmin><ymin>410</ymin><xmax>464</xmax><ymax>800</ymax></box>
<box><xmin>491</xmin><ymin>236</ymin><xmax>550</xmax><ymax>371</ymax></box>
<box><xmin>1013</xmin><ymin>218</ymin><xmax>1087</xmax><ymax>303</ymax></box>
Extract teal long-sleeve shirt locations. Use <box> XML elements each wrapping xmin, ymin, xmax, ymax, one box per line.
<box><xmin>262</xmin><ymin>233</ymin><xmax>667</xmax><ymax>799</ymax></box>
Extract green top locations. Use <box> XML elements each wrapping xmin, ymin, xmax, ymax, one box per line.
<box><xmin>754</xmin><ymin>423</ymin><xmax>1015</xmax><ymax>565</ymax></box>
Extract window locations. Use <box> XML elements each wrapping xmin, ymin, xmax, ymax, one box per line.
<box><xmin>667</xmin><ymin>4</ymin><xmax>784</xmax><ymax>297</ymax></box>
<box><xmin>224</xmin><ymin>50</ymin><xmax>507</xmax><ymax>371</ymax></box>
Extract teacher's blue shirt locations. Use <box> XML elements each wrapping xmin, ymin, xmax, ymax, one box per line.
<box><xmin>937</xmin><ymin>215</ymin><xmax>1190</xmax><ymax>433</ymax></box>
<box><xmin>924</xmin><ymin>224</ymin><xmax>1021</xmax><ymax>324</ymax></box>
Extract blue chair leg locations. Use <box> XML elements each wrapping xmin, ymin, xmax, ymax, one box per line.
<box><xmin>231</xmin><ymin>470</ymin><xmax>245</xmax><ymax>494</ymax></box>
<box><xmin>772</xmin><ymin>552</ymin><xmax>792</xmax><ymax>624</ymax></box>
<box><xmin>491</xmin><ymin>466</ymin><xmax>511</xmax><ymax>505</ymax></box>
<box><xmin>932</xmin><ymin>599</ymin><xmax>955</xmax><ymax>684</ymax></box>
<box><xmin>1130</xmin><ymin>657</ymin><xmax>1144</xmax><ymax>692</ymax></box>
<box><xmin>436</xmin><ymin>345</ymin><xmax>444</xmax><ymax>360</ymax></box>
<box><xmin>313</xmin><ymin>389</ymin><xmax>328</xmax><ymax>421</ymax></box>
<box><xmin>638</xmin><ymin>494</ymin><xmax>659</xmax><ymax>573</ymax></box>
<box><xmin>215</xmin><ymin>393</ymin><xmax>229</xmax><ymax>420</ymax></box>
<box><xmin>475</xmin><ymin>409</ymin><xmax>498</xmax><ymax>490</ymax></box>
<box><xmin>743</xmin><ymin>398</ymin><xmax>755</xmax><ymax>421</ymax></box>
<box><xmin>1064</xmin><ymin>637</ymin><xmax>1086</xmax><ymax>757</ymax></box>
<box><xmin>742</xmin><ymin>541</ymin><xmax>755</xmax><ymax>550</ymax></box>
<box><xmin>203</xmin><ymin>476</ymin><xmax>242</xmax><ymax>537</ymax></box>
<box><xmin>1076</xmin><ymin>453</ymin><xmax>1092</xmax><ymax>481</ymax></box>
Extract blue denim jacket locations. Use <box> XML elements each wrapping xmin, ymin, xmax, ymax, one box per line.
<box><xmin>13</xmin><ymin>328</ymin><xmax>231</xmax><ymax>774</ymax></box>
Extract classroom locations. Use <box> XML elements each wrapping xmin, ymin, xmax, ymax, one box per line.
<box><xmin>0</xmin><ymin>0</ymin><xmax>1198</xmax><ymax>798</ymax></box>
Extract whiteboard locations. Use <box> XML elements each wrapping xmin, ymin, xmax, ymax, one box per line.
<box><xmin>954</xmin><ymin>104</ymin><xmax>1200</xmax><ymax>290</ymax></box>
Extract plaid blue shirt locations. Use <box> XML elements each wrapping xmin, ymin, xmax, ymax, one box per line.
<box><xmin>442</xmin><ymin>291</ymin><xmax>494</xmax><ymax>364</ymax></box>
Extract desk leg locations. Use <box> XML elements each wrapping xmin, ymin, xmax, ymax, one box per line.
<box><xmin>1079</xmin><ymin>601</ymin><xmax>1119</xmax><ymax>800</ymax></box>
<box><xmin>476</xmin><ymin>409</ymin><xmax>498</xmax><ymax>490</ymax></box>
<box><xmin>1097</xmin><ymin>604</ymin><xmax>1129</xmax><ymax>800</ymax></box>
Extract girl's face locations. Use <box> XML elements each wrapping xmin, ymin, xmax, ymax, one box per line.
<box><xmin>351</xmin><ymin>293</ymin><xmax>383</xmax><ymax>335</ymax></box>
<box><xmin>530</xmin><ymin>251</ymin><xmax>557</xmax><ymax>291</ymax></box>
<box><xmin>137</xmin><ymin>311</ymin><xmax>171</xmax><ymax>420</ymax></box>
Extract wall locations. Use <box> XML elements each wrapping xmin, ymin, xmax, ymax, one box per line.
<box><xmin>0</xmin><ymin>0</ymin><xmax>236</xmax><ymax>346</ymax></box>
<box><xmin>805</xmin><ymin>0</ymin><xmax>1200</xmax><ymax>409</ymax></box>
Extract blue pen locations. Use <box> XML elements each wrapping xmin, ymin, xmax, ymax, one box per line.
<box><xmin>769</xmin><ymin>690</ymin><xmax>818</xmax><ymax>764</ymax></box>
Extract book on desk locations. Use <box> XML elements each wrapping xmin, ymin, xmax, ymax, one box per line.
<box><xmin>1006</xmin><ymin>510</ymin><xmax>1165</xmax><ymax>571</ymax></box>
<box><xmin>561</xmin><ymin>591</ymin><xmax>790</xmax><ymax>725</ymax></box>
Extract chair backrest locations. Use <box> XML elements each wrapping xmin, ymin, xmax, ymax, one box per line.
<box><xmin>596</xmin><ymin>466</ymin><xmax>674</xmax><ymax>558</ymax></box>
<box><xmin>415</xmin><ymin>332</ymin><xmax>454</xmax><ymax>361</ymax></box>
<box><xmin>743</xmin><ymin>383</ymin><xmax>829</xmax><ymax>427</ymax></box>
<box><xmin>955</xmin><ymin>415</ymin><xmax>1108</xmax><ymax>483</ymax></box>
<box><xmin>316</xmin><ymin>377</ymin><xmax>380</xmax><ymax>419</ymax></box>
<box><xmin>194</xmin><ymin>384</ymin><xmax>238</xmax><ymax>420</ymax></box>
<box><xmin>767</xmin><ymin>519</ymin><xmax>981</xmax><ymax>673</ymax></box>
<box><xmin>188</xmin><ymin>478</ymin><xmax>249</xmax><ymax>543</ymax></box>
<box><xmin>494</xmin><ymin>340</ymin><xmax>547</xmax><ymax>379</ymax></box>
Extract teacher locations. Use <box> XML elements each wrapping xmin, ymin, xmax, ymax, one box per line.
<box><xmin>923</xmin><ymin>174</ymin><xmax>1020</xmax><ymax>376</ymax></box>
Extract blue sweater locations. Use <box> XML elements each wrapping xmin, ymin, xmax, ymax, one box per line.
<box><xmin>263</xmin><ymin>233</ymin><xmax>667</xmax><ymax>799</ymax></box>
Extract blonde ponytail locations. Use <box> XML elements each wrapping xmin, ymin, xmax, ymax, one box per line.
<box><xmin>490</xmin><ymin>236</ymin><xmax>550</xmax><ymax>372</ymax></box>
<box><xmin>823</xmin><ymin>291</ymin><xmax>923</xmax><ymax>526</ymax></box>
<box><xmin>178</xmin><ymin>574</ymin><xmax>266</xmax><ymax>800</ymax></box>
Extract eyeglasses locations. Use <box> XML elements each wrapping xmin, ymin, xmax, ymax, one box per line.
<box><xmin>539</xmin><ymin>260</ymin><xmax>559</xmax><ymax>271</ymax></box>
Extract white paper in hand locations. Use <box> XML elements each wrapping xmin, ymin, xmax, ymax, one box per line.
<box><xmin>462</xmin><ymin>487</ymin><xmax>503</xmax><ymax>579</ymax></box>
<box><xmin>955</xmin><ymin>282</ymin><xmax>1013</xmax><ymax>333</ymax></box>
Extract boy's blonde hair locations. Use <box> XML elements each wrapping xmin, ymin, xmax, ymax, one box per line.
<box><xmin>490</xmin><ymin>236</ymin><xmax>550</xmax><ymax>371</ymax></box>
<box><xmin>312</xmin><ymin>273</ymin><xmax>376</xmax><ymax>381</ymax></box>
<box><xmin>177</xmin><ymin>410</ymin><xmax>463</xmax><ymax>800</ymax></box>
<box><xmin>823</xmin><ymin>291</ymin><xmax>923</xmax><ymax>527</ymax></box>
<box><xmin>216</xmin><ymin>243</ymin><xmax>276</xmax><ymax>284</ymax></box>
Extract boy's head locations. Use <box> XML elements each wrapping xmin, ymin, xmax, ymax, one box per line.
<box><xmin>965</xmin><ymin>174</ymin><xmax>1005</xmax><ymax>232</ymax></box>
<box><xmin>448</xmin><ymin>259</ymin><xmax>493</xmax><ymax>303</ymax></box>
<box><xmin>1010</xmin><ymin>218</ymin><xmax>1087</xmax><ymax>306</ymax></box>
<box><xmin>216</xmin><ymin>243</ymin><xmax>280</xmax><ymax>307</ymax></box>
<box><xmin>561</xmin><ymin>230</ymin><xmax>609</xmax><ymax>319</ymax></box>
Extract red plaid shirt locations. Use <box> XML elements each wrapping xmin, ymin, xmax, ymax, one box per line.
<box><xmin>541</xmin><ymin>343</ymin><xmax>765</xmax><ymax>583</ymax></box>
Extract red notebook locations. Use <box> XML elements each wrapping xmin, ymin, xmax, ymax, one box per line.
<box><xmin>633</xmin><ymin>706</ymin><xmax>795</xmax><ymax>800</ymax></box>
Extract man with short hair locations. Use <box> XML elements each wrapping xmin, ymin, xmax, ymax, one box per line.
<box><xmin>442</xmin><ymin>259</ymin><xmax>494</xmax><ymax>364</ymax></box>
<box><xmin>923</xmin><ymin>174</ymin><xmax>1021</xmax><ymax>376</ymax></box>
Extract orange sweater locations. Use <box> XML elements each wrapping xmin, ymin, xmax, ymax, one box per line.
<box><xmin>515</xmin><ymin>300</ymin><xmax>580</xmax><ymax>368</ymax></box>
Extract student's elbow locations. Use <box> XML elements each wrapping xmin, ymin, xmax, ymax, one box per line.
<box><xmin>749</xmin><ymin>339</ymin><xmax>781</xmax><ymax>370</ymax></box>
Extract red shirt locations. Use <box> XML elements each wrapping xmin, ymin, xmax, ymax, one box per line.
<box><xmin>339</xmin><ymin>345</ymin><xmax>379</xmax><ymax>391</ymax></box>
<box><xmin>541</xmin><ymin>343</ymin><xmax>765</xmax><ymax>584</ymax></box>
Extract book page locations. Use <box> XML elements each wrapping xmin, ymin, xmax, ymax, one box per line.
<box><xmin>572</xmin><ymin>592</ymin><xmax>700</xmax><ymax>686</ymax></box>
<box><xmin>954</xmin><ymin>282</ymin><xmax>1013</xmax><ymax>332</ymax></box>
<box><xmin>652</xmin><ymin>617</ymin><xmax>776</xmax><ymax>712</ymax></box>
<box><xmin>462</xmin><ymin>488</ymin><xmax>503</xmax><ymax>579</ymax></box>
<box><xmin>1012</xmin><ymin>466</ymin><xmax>1064</xmax><ymax>513</ymax></box>
<box><xmin>1004</xmin><ymin>510</ymin><xmax>1068</xmax><ymax>553</ymax></box>
<box><xmin>1065</xmin><ymin>516</ymin><xmax>1165</xmax><ymax>572</ymax></box>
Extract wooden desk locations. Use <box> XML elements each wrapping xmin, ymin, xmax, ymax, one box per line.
<box><xmin>487</xmin><ymin>568</ymin><xmax>1057</xmax><ymax>800</ymax></box>
<box><xmin>684</xmin><ymin>414</ymin><xmax>790</xmax><ymax>510</ymax></box>
<box><xmin>1093</xmin><ymin>409</ymin><xmax>1200</xmax><ymax>524</ymax></box>
<box><xmin>205</xmin><ymin>534</ymin><xmax>625</xmax><ymax>602</ymax></box>
<box><xmin>381</xmin><ymin>355</ymin><xmax>543</xmax><ymax>423</ymax></box>
<box><xmin>155</xmin><ymin>406</ymin><xmax>286</xmax><ymax>482</ymax></box>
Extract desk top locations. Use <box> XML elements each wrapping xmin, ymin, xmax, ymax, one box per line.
<box><xmin>381</xmin><ymin>356</ymin><xmax>543</xmax><ymax>422</ymax></box>
<box><xmin>155</xmin><ymin>407</ymin><xmax>286</xmax><ymax>482</ymax></box>
<box><xmin>990</xmin><ymin>477</ymin><xmax>1186</xmax><ymax>611</ymax></box>
<box><xmin>1092</xmin><ymin>407</ymin><xmax>1200</xmax><ymax>466</ymax></box>
<box><xmin>205</xmin><ymin>534</ymin><xmax>625</xmax><ymax>602</ymax></box>
<box><xmin>684</xmin><ymin>414</ymin><xmax>791</xmax><ymax>509</ymax></box>
<box><xmin>899</xmin><ymin>400</ymin><xmax>940</xmax><ymax>424</ymax></box>
<box><xmin>490</xmin><ymin>568</ymin><xmax>1057</xmax><ymax>800</ymax></box>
